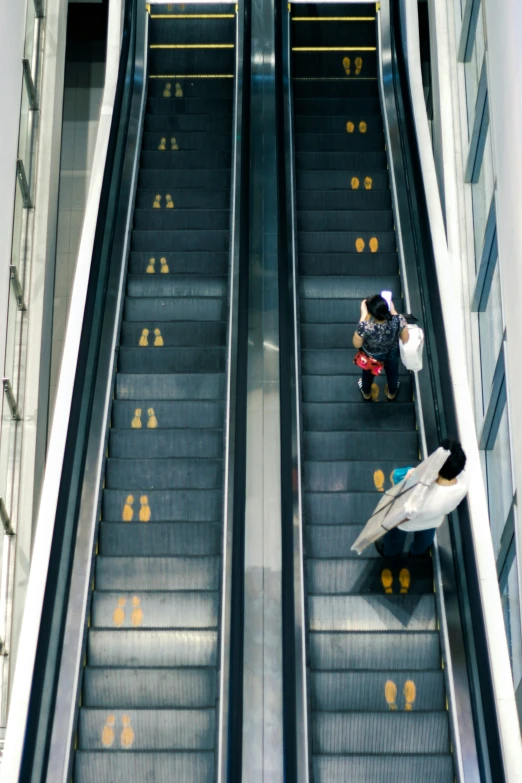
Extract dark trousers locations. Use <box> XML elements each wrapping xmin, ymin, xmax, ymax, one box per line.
<box><xmin>361</xmin><ymin>345</ymin><xmax>400</xmax><ymax>395</ymax></box>
<box><xmin>381</xmin><ymin>525</ymin><xmax>436</xmax><ymax>557</ymax></box>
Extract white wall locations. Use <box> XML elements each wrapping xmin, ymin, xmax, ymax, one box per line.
<box><xmin>0</xmin><ymin>3</ymin><xmax>27</xmax><ymax>387</ymax></box>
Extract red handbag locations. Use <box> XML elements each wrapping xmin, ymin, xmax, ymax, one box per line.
<box><xmin>353</xmin><ymin>350</ymin><xmax>384</xmax><ymax>376</ymax></box>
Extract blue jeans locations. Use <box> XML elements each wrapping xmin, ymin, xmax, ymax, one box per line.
<box><xmin>361</xmin><ymin>345</ymin><xmax>400</xmax><ymax>395</ymax></box>
<box><xmin>381</xmin><ymin>525</ymin><xmax>436</xmax><ymax>557</ymax></box>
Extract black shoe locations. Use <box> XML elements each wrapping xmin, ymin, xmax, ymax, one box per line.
<box><xmin>375</xmin><ymin>539</ymin><xmax>386</xmax><ymax>557</ymax></box>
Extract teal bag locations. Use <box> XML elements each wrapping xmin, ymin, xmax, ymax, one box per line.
<box><xmin>392</xmin><ymin>466</ymin><xmax>414</xmax><ymax>485</ymax></box>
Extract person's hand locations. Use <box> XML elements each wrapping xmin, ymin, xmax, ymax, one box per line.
<box><xmin>360</xmin><ymin>299</ymin><xmax>368</xmax><ymax>319</ymax></box>
<box><xmin>389</xmin><ymin>299</ymin><xmax>398</xmax><ymax>315</ymax></box>
<box><xmin>405</xmin><ymin>468</ymin><xmax>415</xmax><ymax>479</ymax></box>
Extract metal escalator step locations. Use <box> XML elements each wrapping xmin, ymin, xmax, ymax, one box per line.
<box><xmin>146</xmin><ymin>78</ymin><xmax>234</xmax><ymax>100</ymax></box>
<box><xmin>313</xmin><ymin>711</ymin><xmax>449</xmax><ymax>754</ymax></box>
<box><xmin>302</xmin><ymin>404</ymin><xmax>415</xmax><ymax>434</ymax></box>
<box><xmin>295</xmin><ymin>150</ymin><xmax>386</xmax><ymax>170</ymax></box>
<box><xmin>124</xmin><ymin>296</ymin><xmax>226</xmax><ymax>322</ymax></box>
<box><xmin>117</xmin><ymin>347</ymin><xmax>225</xmax><ymax>374</ymax></box>
<box><xmin>296</xmin><ymin>169</ymin><xmax>388</xmax><ymax>191</ymax></box>
<box><xmin>297</xmin><ymin>190</ymin><xmax>391</xmax><ymax>212</ymax></box>
<box><xmin>301</xmin><ymin>376</ymin><xmax>414</xmax><ymax>404</ymax></box>
<box><xmin>295</xmin><ymin>132</ymin><xmax>384</xmax><ymax>153</ymax></box>
<box><xmin>149</xmin><ymin>50</ymin><xmax>234</xmax><ymax>75</ymax></box>
<box><xmin>92</xmin><ymin>591</ymin><xmax>218</xmax><ymax>629</ymax></box>
<box><xmin>292</xmin><ymin>20</ymin><xmax>376</xmax><ymax>48</ymax></box>
<box><xmin>127</xmin><ymin>274</ymin><xmax>227</xmax><ymax>298</ymax></box>
<box><xmin>139</xmin><ymin>167</ymin><xmax>231</xmax><ymax>188</ymax></box>
<box><xmin>144</xmin><ymin>113</ymin><xmax>232</xmax><ymax>134</ymax></box>
<box><xmin>297</xmin><ymin>210</ymin><xmax>393</xmax><ymax>232</ymax></box>
<box><xmin>298</xmin><ymin>3</ymin><xmax>376</xmax><ymax>17</ymax></box>
<box><xmin>303</xmin><ymin>430</ymin><xmax>417</xmax><ymax>461</ymax></box>
<box><xmin>99</xmin><ymin>522</ymin><xmax>221</xmax><ymax>557</ymax></box>
<box><xmin>293</xmin><ymin>80</ymin><xmax>380</xmax><ymax>100</ymax></box>
<box><xmin>294</xmin><ymin>97</ymin><xmax>380</xmax><ymax>116</ymax></box>
<box><xmin>133</xmin><ymin>209</ymin><xmax>230</xmax><ymax>231</ymax></box>
<box><xmin>309</xmin><ymin>631</ymin><xmax>441</xmax><ymax>670</ymax></box>
<box><xmin>311</xmin><ymin>670</ymin><xmax>445</xmax><ymax>711</ymax></box>
<box><xmin>79</xmin><ymin>708</ymin><xmax>215</xmax><ymax>750</ymax></box>
<box><xmin>149</xmin><ymin>19</ymin><xmax>235</xmax><ymax>46</ymax></box>
<box><xmin>299</xmin><ymin>274</ymin><xmax>399</xmax><ymax>299</ymax></box>
<box><xmin>304</xmin><ymin>458</ymin><xmax>417</xmax><ymax>492</ymax></box>
<box><xmin>298</xmin><ymin>253</ymin><xmax>398</xmax><ymax>277</ymax></box>
<box><xmin>309</xmin><ymin>595</ymin><xmax>437</xmax><ymax>632</ymax></box>
<box><xmin>306</xmin><ymin>558</ymin><xmax>433</xmax><ymax>594</ymax></box>
<box><xmin>150</xmin><ymin>3</ymin><xmax>235</xmax><ymax>15</ymax></box>
<box><xmin>88</xmin><ymin>630</ymin><xmax>218</xmax><ymax>667</ymax></box>
<box><xmin>304</xmin><ymin>492</ymin><xmax>382</xmax><ymax>526</ymax></box>
<box><xmin>96</xmin><ymin>556</ymin><xmax>219</xmax><ymax>590</ymax></box>
<box><xmin>300</xmin><ymin>347</ymin><xmax>407</xmax><ymax>372</ymax></box>
<box><xmin>145</xmin><ymin>98</ymin><xmax>232</xmax><ymax>117</ymax></box>
<box><xmin>301</xmin><ymin>322</ymin><xmax>395</xmax><ymax>350</ymax></box>
<box><xmin>298</xmin><ymin>230</ymin><xmax>396</xmax><ymax>254</ymax></box>
<box><xmin>132</xmin><ymin>229</ymin><xmax>230</xmax><ymax>253</ymax></box>
<box><xmin>295</xmin><ymin>115</ymin><xmax>383</xmax><ymax>135</ymax></box>
<box><xmin>83</xmin><ymin>667</ymin><xmax>216</xmax><ymax>708</ymax></box>
<box><xmin>136</xmin><ymin>189</ymin><xmax>231</xmax><ymax>210</ymax></box>
<box><xmin>75</xmin><ymin>751</ymin><xmax>214</xmax><ymax>783</ymax></box>
<box><xmin>112</xmin><ymin>400</ymin><xmax>224</xmax><ymax>428</ymax></box>
<box><xmin>105</xmin><ymin>458</ymin><xmax>223</xmax><ymax>490</ymax></box>
<box><xmin>292</xmin><ymin>52</ymin><xmax>377</xmax><ymax>79</ymax></box>
<box><xmin>109</xmin><ymin>429</ymin><xmax>223</xmax><ymax>458</ymax></box>
<box><xmin>140</xmin><ymin>150</ymin><xmax>231</xmax><ymax>170</ymax></box>
<box><xmin>312</xmin><ymin>755</ymin><xmax>454</xmax><ymax>783</ymax></box>
<box><xmin>121</xmin><ymin>321</ymin><xmax>226</xmax><ymax>347</ymax></box>
<box><xmin>305</xmin><ymin>526</ymin><xmax>380</xmax><ymax>558</ymax></box>
<box><xmin>142</xmin><ymin>132</ymin><xmax>232</xmax><ymax>152</ymax></box>
<box><xmin>102</xmin><ymin>488</ymin><xmax>222</xmax><ymax>522</ymax></box>
<box><xmin>129</xmin><ymin>251</ymin><xmax>229</xmax><ymax>275</ymax></box>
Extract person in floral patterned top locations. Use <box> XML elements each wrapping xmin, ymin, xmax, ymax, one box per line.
<box><xmin>353</xmin><ymin>294</ymin><xmax>409</xmax><ymax>400</ymax></box>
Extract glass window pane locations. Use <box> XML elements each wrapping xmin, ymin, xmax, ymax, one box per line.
<box><xmin>478</xmin><ymin>261</ymin><xmax>503</xmax><ymax>409</ymax></box>
<box><xmin>502</xmin><ymin>556</ymin><xmax>522</xmax><ymax>692</ymax></box>
<box><xmin>486</xmin><ymin>404</ymin><xmax>513</xmax><ymax>555</ymax></box>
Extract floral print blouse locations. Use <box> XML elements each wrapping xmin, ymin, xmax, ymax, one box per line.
<box><xmin>356</xmin><ymin>314</ymin><xmax>407</xmax><ymax>355</ymax></box>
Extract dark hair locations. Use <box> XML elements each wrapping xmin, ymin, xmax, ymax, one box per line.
<box><xmin>439</xmin><ymin>437</ymin><xmax>466</xmax><ymax>480</ymax></box>
<box><xmin>366</xmin><ymin>294</ymin><xmax>391</xmax><ymax>322</ymax></box>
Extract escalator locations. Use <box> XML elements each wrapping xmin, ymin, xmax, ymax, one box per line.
<box><xmin>287</xmin><ymin>3</ymin><xmax>453</xmax><ymax>780</ymax></box>
<box><xmin>74</xmin><ymin>6</ymin><xmax>237</xmax><ymax>781</ymax></box>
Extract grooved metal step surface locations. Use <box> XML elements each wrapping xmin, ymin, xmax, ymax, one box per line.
<box><xmin>291</xmin><ymin>11</ymin><xmax>453</xmax><ymax>781</ymax></box>
<box><xmin>75</xmin><ymin>10</ymin><xmax>236</xmax><ymax>781</ymax></box>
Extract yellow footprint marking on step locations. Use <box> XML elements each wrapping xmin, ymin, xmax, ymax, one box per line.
<box><xmin>381</xmin><ymin>568</ymin><xmax>393</xmax><ymax>594</ymax></box>
<box><xmin>371</xmin><ymin>382</ymin><xmax>379</xmax><ymax>401</ymax></box>
<box><xmin>369</xmin><ymin>237</ymin><xmax>379</xmax><ymax>253</ymax></box>
<box><xmin>158</xmin><ymin>137</ymin><xmax>167</xmax><ymax>151</ymax></box>
<box><xmin>359</xmin><ymin>121</ymin><xmax>367</xmax><ymax>133</ymax></box>
<box><xmin>132</xmin><ymin>409</ymin><xmax>142</xmax><ymax>429</ymax></box>
<box><xmin>399</xmin><ymin>568</ymin><xmax>410</xmax><ymax>594</ymax></box>
<box><xmin>342</xmin><ymin>56</ymin><xmax>351</xmax><ymax>75</ymax></box>
<box><xmin>139</xmin><ymin>328</ymin><xmax>149</xmax><ymax>347</ymax></box>
<box><xmin>364</xmin><ymin>176</ymin><xmax>373</xmax><ymax>190</ymax></box>
<box><xmin>163</xmin><ymin>82</ymin><xmax>171</xmax><ymax>98</ymax></box>
<box><xmin>404</xmin><ymin>680</ymin><xmax>416</xmax><ymax>711</ymax></box>
<box><xmin>175</xmin><ymin>82</ymin><xmax>183</xmax><ymax>98</ymax></box>
<box><xmin>131</xmin><ymin>596</ymin><xmax>143</xmax><ymax>627</ymax></box>
<box><xmin>121</xmin><ymin>715</ymin><xmax>135</xmax><ymax>748</ymax></box>
<box><xmin>153</xmin><ymin>194</ymin><xmax>161</xmax><ymax>208</ymax></box>
<box><xmin>122</xmin><ymin>495</ymin><xmax>134</xmax><ymax>522</ymax></box>
<box><xmin>165</xmin><ymin>194</ymin><xmax>175</xmax><ymax>209</ymax></box>
<box><xmin>351</xmin><ymin>177</ymin><xmax>360</xmax><ymax>190</ymax></box>
<box><xmin>346</xmin><ymin>121</ymin><xmax>355</xmax><ymax>133</ymax></box>
<box><xmin>113</xmin><ymin>597</ymin><xmax>126</xmax><ymax>627</ymax></box>
<box><xmin>154</xmin><ymin>328</ymin><xmax>164</xmax><ymax>347</ymax></box>
<box><xmin>139</xmin><ymin>495</ymin><xmax>151</xmax><ymax>523</ymax></box>
<box><xmin>385</xmin><ymin>680</ymin><xmax>398</xmax><ymax>711</ymax></box>
<box><xmin>374</xmin><ymin>469</ymin><xmax>385</xmax><ymax>492</ymax></box>
<box><xmin>147</xmin><ymin>407</ymin><xmax>158</xmax><ymax>429</ymax></box>
<box><xmin>355</xmin><ymin>56</ymin><xmax>363</xmax><ymax>75</ymax></box>
<box><xmin>355</xmin><ymin>237</ymin><xmax>365</xmax><ymax>253</ymax></box>
<box><xmin>160</xmin><ymin>257</ymin><xmax>169</xmax><ymax>274</ymax></box>
<box><xmin>102</xmin><ymin>714</ymin><xmax>116</xmax><ymax>747</ymax></box>
<box><xmin>146</xmin><ymin>257</ymin><xmax>156</xmax><ymax>274</ymax></box>
<box><xmin>171</xmin><ymin>137</ymin><xmax>179</xmax><ymax>150</ymax></box>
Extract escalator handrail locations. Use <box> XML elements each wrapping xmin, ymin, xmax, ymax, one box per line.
<box><xmin>1</xmin><ymin>1</ymin><xmax>140</xmax><ymax>780</ymax></box>
<box><xmin>393</xmin><ymin>0</ymin><xmax>522</xmax><ymax>780</ymax></box>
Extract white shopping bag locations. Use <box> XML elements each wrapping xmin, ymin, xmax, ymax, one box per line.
<box><xmin>400</xmin><ymin>323</ymin><xmax>424</xmax><ymax>371</ymax></box>
<box><xmin>350</xmin><ymin>447</ymin><xmax>450</xmax><ymax>554</ymax></box>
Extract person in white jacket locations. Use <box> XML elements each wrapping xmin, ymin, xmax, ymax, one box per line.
<box><xmin>375</xmin><ymin>438</ymin><xmax>470</xmax><ymax>558</ymax></box>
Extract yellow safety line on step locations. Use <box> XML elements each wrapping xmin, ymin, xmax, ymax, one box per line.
<box><xmin>150</xmin><ymin>13</ymin><xmax>235</xmax><ymax>18</ymax></box>
<box><xmin>150</xmin><ymin>43</ymin><xmax>234</xmax><ymax>48</ymax></box>
<box><xmin>293</xmin><ymin>76</ymin><xmax>377</xmax><ymax>81</ymax></box>
<box><xmin>292</xmin><ymin>16</ymin><xmax>375</xmax><ymax>21</ymax></box>
<box><xmin>149</xmin><ymin>73</ymin><xmax>234</xmax><ymax>78</ymax></box>
<box><xmin>292</xmin><ymin>46</ymin><xmax>376</xmax><ymax>51</ymax></box>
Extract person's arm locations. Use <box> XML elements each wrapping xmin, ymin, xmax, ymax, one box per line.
<box><xmin>390</xmin><ymin>302</ymin><xmax>410</xmax><ymax>343</ymax></box>
<box><xmin>353</xmin><ymin>298</ymin><xmax>369</xmax><ymax>348</ymax></box>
